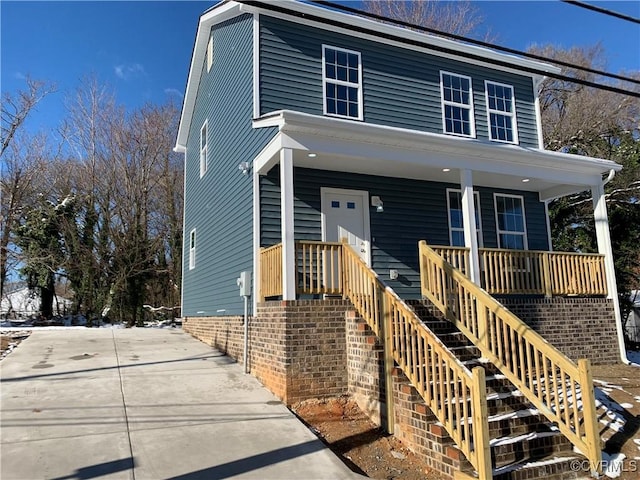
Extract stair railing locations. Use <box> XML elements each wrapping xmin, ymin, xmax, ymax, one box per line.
<box><xmin>419</xmin><ymin>240</ymin><xmax>602</xmax><ymax>475</ymax></box>
<box><xmin>342</xmin><ymin>242</ymin><xmax>492</xmax><ymax>479</ymax></box>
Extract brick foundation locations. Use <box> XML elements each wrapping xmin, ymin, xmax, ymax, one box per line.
<box><xmin>183</xmin><ymin>299</ymin><xmax>351</xmax><ymax>404</ymax></box>
<box><xmin>346</xmin><ymin>311</ymin><xmax>385</xmax><ymax>425</ymax></box>
<box><xmin>496</xmin><ymin>297</ymin><xmax>620</xmax><ymax>365</ymax></box>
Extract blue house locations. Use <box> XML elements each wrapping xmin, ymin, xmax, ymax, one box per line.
<box><xmin>175</xmin><ymin>1</ymin><xmax>623</xmax><ymax>478</ymax></box>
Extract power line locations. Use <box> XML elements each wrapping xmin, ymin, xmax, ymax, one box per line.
<box><xmin>238</xmin><ymin>0</ymin><xmax>640</xmax><ymax>98</ymax></box>
<box><xmin>310</xmin><ymin>0</ymin><xmax>640</xmax><ymax>86</ymax></box>
<box><xmin>561</xmin><ymin>0</ymin><xmax>640</xmax><ymax>24</ymax></box>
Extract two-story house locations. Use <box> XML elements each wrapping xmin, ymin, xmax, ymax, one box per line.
<box><xmin>175</xmin><ymin>1</ymin><xmax>622</xmax><ymax>478</ymax></box>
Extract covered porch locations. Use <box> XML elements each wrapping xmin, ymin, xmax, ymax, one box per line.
<box><xmin>260</xmin><ymin>241</ymin><xmax>608</xmax><ymax>300</ymax></box>
<box><xmin>250</xmin><ymin>109</ymin><xmax>623</xmax><ymax>339</ymax></box>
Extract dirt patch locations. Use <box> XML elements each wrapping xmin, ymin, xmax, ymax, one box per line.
<box><xmin>592</xmin><ymin>363</ymin><xmax>640</xmax><ymax>479</ymax></box>
<box><xmin>291</xmin><ymin>396</ymin><xmax>444</xmax><ymax>480</ymax></box>
<box><xmin>0</xmin><ymin>331</ymin><xmax>31</xmax><ymax>359</ymax></box>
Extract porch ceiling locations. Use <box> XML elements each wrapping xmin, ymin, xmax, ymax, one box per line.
<box><xmin>253</xmin><ymin>110</ymin><xmax>622</xmax><ymax>201</ymax></box>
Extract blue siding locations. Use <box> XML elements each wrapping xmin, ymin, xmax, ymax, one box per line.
<box><xmin>182</xmin><ymin>14</ymin><xmax>277</xmax><ymax>317</ymax></box>
<box><xmin>260</xmin><ymin>16</ymin><xmax>539</xmax><ymax>148</ymax></box>
<box><xmin>260</xmin><ymin>168</ymin><xmax>549</xmax><ymax>298</ymax></box>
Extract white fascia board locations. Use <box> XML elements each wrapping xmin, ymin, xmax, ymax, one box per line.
<box><xmin>253</xmin><ymin>110</ymin><xmax>621</xmax><ymax>183</ymax></box>
<box><xmin>175</xmin><ymin>1</ymin><xmax>242</xmax><ymax>150</ymax></box>
<box><xmin>538</xmin><ymin>184</ymin><xmax>593</xmax><ymax>202</ymax></box>
<box><xmin>237</xmin><ymin>0</ymin><xmax>561</xmax><ymax>80</ymax></box>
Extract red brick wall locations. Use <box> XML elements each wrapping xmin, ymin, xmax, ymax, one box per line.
<box><xmin>346</xmin><ymin>311</ymin><xmax>385</xmax><ymax>425</ymax></box>
<box><xmin>496</xmin><ymin>297</ymin><xmax>619</xmax><ymax>364</ymax></box>
<box><xmin>183</xmin><ymin>299</ymin><xmax>351</xmax><ymax>404</ymax></box>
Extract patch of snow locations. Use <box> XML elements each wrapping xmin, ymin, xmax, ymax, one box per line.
<box><xmin>602</xmin><ymin>452</ymin><xmax>625</xmax><ymax>478</ymax></box>
<box><xmin>619</xmin><ymin>402</ymin><xmax>633</xmax><ymax>409</ymax></box>
<box><xmin>626</xmin><ymin>350</ymin><xmax>640</xmax><ymax>366</ymax></box>
<box><xmin>492</xmin><ymin>456</ymin><xmax>581</xmax><ymax>476</ymax></box>
<box><xmin>595</xmin><ymin>388</ymin><xmax>627</xmax><ymax>433</ymax></box>
<box><xmin>490</xmin><ymin>430</ymin><xmax>557</xmax><ymax>447</ymax></box>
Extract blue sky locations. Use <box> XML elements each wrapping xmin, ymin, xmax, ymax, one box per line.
<box><xmin>2</xmin><ymin>0</ymin><xmax>639</xmax><ymax>138</ymax></box>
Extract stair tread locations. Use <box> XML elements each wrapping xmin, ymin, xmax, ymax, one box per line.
<box><xmin>490</xmin><ymin>429</ymin><xmax>560</xmax><ymax>447</ymax></box>
<box><xmin>492</xmin><ymin>453</ymin><xmax>584</xmax><ymax>476</ymax></box>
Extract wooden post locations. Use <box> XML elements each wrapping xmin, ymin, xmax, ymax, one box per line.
<box><xmin>471</xmin><ymin>366</ymin><xmax>492</xmax><ymax>480</ymax></box>
<box><xmin>381</xmin><ymin>292</ymin><xmax>395</xmax><ymax>434</ymax></box>
<box><xmin>578</xmin><ymin>359</ymin><xmax>602</xmax><ymax>476</ymax></box>
<box><xmin>541</xmin><ymin>252</ymin><xmax>552</xmax><ymax>298</ymax></box>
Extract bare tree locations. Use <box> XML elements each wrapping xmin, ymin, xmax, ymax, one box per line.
<box><xmin>1</xmin><ymin>77</ymin><xmax>55</xmax><ymax>158</ymax></box>
<box><xmin>533</xmin><ymin>44</ymin><xmax>640</xmax><ymax>320</ymax></box>
<box><xmin>0</xmin><ymin>78</ymin><xmax>55</xmax><ymax>299</ymax></box>
<box><xmin>0</xmin><ymin>133</ymin><xmax>51</xmax><ymax>300</ymax></box>
<box><xmin>362</xmin><ymin>0</ymin><xmax>494</xmax><ymax>39</ymax></box>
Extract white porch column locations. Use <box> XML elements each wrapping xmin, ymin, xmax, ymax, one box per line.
<box><xmin>591</xmin><ymin>182</ymin><xmax>627</xmax><ymax>361</ymax></box>
<box><xmin>280</xmin><ymin>148</ymin><xmax>296</xmax><ymax>300</ymax></box>
<box><xmin>460</xmin><ymin>169</ymin><xmax>481</xmax><ymax>285</ymax></box>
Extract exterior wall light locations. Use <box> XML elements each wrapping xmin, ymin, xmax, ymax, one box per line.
<box><xmin>238</xmin><ymin>162</ymin><xmax>250</xmax><ymax>175</ymax></box>
<box><xmin>371</xmin><ymin>196</ymin><xmax>384</xmax><ymax>213</ymax></box>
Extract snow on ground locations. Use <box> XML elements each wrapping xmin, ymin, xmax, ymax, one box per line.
<box><xmin>627</xmin><ymin>350</ymin><xmax>640</xmax><ymax>366</ymax></box>
<box><xmin>594</xmin><ymin>387</ymin><xmax>627</xmax><ymax>433</ymax></box>
<box><xmin>602</xmin><ymin>452</ymin><xmax>626</xmax><ymax>478</ymax></box>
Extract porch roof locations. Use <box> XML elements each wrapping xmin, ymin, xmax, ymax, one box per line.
<box><xmin>252</xmin><ymin>110</ymin><xmax>622</xmax><ymax>201</ymax></box>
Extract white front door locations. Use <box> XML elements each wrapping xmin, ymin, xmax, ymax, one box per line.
<box><xmin>321</xmin><ymin>188</ymin><xmax>371</xmax><ymax>265</ymax></box>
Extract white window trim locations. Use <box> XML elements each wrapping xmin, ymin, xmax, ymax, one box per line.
<box><xmin>199</xmin><ymin>120</ymin><xmax>208</xmax><ymax>178</ymax></box>
<box><xmin>189</xmin><ymin>228</ymin><xmax>196</xmax><ymax>270</ymax></box>
<box><xmin>446</xmin><ymin>188</ymin><xmax>483</xmax><ymax>247</ymax></box>
<box><xmin>485</xmin><ymin>80</ymin><xmax>518</xmax><ymax>144</ymax></box>
<box><xmin>493</xmin><ymin>193</ymin><xmax>528</xmax><ymax>250</ymax></box>
<box><xmin>206</xmin><ymin>34</ymin><xmax>213</xmax><ymax>72</ymax></box>
<box><xmin>440</xmin><ymin>71</ymin><xmax>476</xmax><ymax>138</ymax></box>
<box><xmin>322</xmin><ymin>44</ymin><xmax>364</xmax><ymax>121</ymax></box>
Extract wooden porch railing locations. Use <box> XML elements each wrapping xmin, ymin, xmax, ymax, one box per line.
<box><xmin>431</xmin><ymin>246</ymin><xmax>607</xmax><ymax>297</ymax></box>
<box><xmin>259</xmin><ymin>241</ymin><xmax>492</xmax><ymax>478</ymax></box>
<box><xmin>342</xmin><ymin>243</ymin><xmax>492</xmax><ymax>479</ymax></box>
<box><xmin>260</xmin><ymin>244</ymin><xmax>283</xmax><ymax>299</ymax></box>
<box><xmin>419</xmin><ymin>241</ymin><xmax>602</xmax><ymax>474</ymax></box>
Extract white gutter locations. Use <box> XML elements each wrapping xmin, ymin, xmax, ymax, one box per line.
<box><xmin>601</xmin><ymin>169</ymin><xmax>630</xmax><ymax>365</ymax></box>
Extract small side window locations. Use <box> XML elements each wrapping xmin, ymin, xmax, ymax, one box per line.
<box><xmin>200</xmin><ymin>121</ymin><xmax>208</xmax><ymax>178</ymax></box>
<box><xmin>189</xmin><ymin>229</ymin><xmax>197</xmax><ymax>270</ymax></box>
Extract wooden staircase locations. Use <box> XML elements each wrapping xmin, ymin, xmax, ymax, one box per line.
<box><xmin>408</xmin><ymin>302</ymin><xmax>592</xmax><ymax>479</ymax></box>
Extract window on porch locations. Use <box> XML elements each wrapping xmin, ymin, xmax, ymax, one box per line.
<box><xmin>446</xmin><ymin>189</ymin><xmax>483</xmax><ymax>247</ymax></box>
<box><xmin>322</xmin><ymin>45</ymin><xmax>363</xmax><ymax>120</ymax></box>
<box><xmin>494</xmin><ymin>194</ymin><xmax>527</xmax><ymax>249</ymax></box>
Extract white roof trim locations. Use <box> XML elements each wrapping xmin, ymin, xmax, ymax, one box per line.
<box><xmin>253</xmin><ymin>110</ymin><xmax>621</xmax><ymax>181</ymax></box>
<box><xmin>175</xmin><ymin>0</ymin><xmax>562</xmax><ymax>151</ymax></box>
<box><xmin>175</xmin><ymin>1</ymin><xmax>242</xmax><ymax>150</ymax></box>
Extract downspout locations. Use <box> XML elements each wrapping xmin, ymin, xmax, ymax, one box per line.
<box><xmin>601</xmin><ymin>169</ymin><xmax>631</xmax><ymax>365</ymax></box>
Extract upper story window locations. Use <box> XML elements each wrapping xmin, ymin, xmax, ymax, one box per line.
<box><xmin>322</xmin><ymin>45</ymin><xmax>363</xmax><ymax>120</ymax></box>
<box><xmin>447</xmin><ymin>189</ymin><xmax>483</xmax><ymax>247</ymax></box>
<box><xmin>440</xmin><ymin>71</ymin><xmax>475</xmax><ymax>137</ymax></box>
<box><xmin>189</xmin><ymin>228</ymin><xmax>197</xmax><ymax>270</ymax></box>
<box><xmin>485</xmin><ymin>81</ymin><xmax>518</xmax><ymax>143</ymax></box>
<box><xmin>200</xmin><ymin>121</ymin><xmax>208</xmax><ymax>178</ymax></box>
<box><xmin>494</xmin><ymin>194</ymin><xmax>527</xmax><ymax>250</ymax></box>
<box><xmin>206</xmin><ymin>35</ymin><xmax>213</xmax><ymax>72</ymax></box>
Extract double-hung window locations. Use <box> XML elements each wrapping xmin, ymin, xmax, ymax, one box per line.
<box><xmin>447</xmin><ymin>189</ymin><xmax>483</xmax><ymax>247</ymax></box>
<box><xmin>440</xmin><ymin>71</ymin><xmax>475</xmax><ymax>137</ymax></box>
<box><xmin>200</xmin><ymin>121</ymin><xmax>208</xmax><ymax>178</ymax></box>
<box><xmin>322</xmin><ymin>45</ymin><xmax>363</xmax><ymax>120</ymax></box>
<box><xmin>485</xmin><ymin>81</ymin><xmax>518</xmax><ymax>143</ymax></box>
<box><xmin>189</xmin><ymin>229</ymin><xmax>196</xmax><ymax>270</ymax></box>
<box><xmin>494</xmin><ymin>194</ymin><xmax>527</xmax><ymax>250</ymax></box>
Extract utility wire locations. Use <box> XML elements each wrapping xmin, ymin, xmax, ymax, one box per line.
<box><xmin>561</xmin><ymin>0</ymin><xmax>640</xmax><ymax>24</ymax></box>
<box><xmin>310</xmin><ymin>0</ymin><xmax>640</xmax><ymax>86</ymax></box>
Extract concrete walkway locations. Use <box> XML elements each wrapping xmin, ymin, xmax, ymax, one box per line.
<box><xmin>0</xmin><ymin>328</ymin><xmax>361</xmax><ymax>480</ymax></box>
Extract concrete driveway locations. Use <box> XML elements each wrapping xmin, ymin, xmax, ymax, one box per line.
<box><xmin>0</xmin><ymin>328</ymin><xmax>360</xmax><ymax>480</ymax></box>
